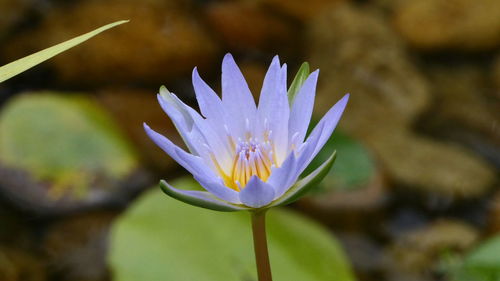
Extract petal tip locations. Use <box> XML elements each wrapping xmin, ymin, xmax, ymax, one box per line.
<box><xmin>223</xmin><ymin>53</ymin><xmax>234</xmax><ymax>63</ymax></box>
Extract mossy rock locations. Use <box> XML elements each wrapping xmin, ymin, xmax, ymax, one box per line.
<box><xmin>0</xmin><ymin>92</ymin><xmax>145</xmax><ymax>213</ymax></box>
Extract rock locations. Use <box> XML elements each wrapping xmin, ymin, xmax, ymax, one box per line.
<box><xmin>493</xmin><ymin>54</ymin><xmax>500</xmax><ymax>95</ymax></box>
<box><xmin>205</xmin><ymin>2</ymin><xmax>295</xmax><ymax>53</ymax></box>
<box><xmin>336</xmin><ymin>233</ymin><xmax>388</xmax><ymax>280</ymax></box>
<box><xmin>369</xmin><ymin>128</ymin><xmax>496</xmax><ymax>198</ymax></box>
<box><xmin>393</xmin><ymin>0</ymin><xmax>500</xmax><ymax>51</ymax></box>
<box><xmin>0</xmin><ymin>247</ymin><xmax>46</xmax><ymax>281</ymax></box>
<box><xmin>488</xmin><ymin>190</ymin><xmax>500</xmax><ymax>233</ymax></box>
<box><xmin>423</xmin><ymin>65</ymin><xmax>500</xmax><ymax>165</ymax></box>
<box><xmin>371</xmin><ymin>0</ymin><xmax>404</xmax><ymax>13</ymax></box>
<box><xmin>0</xmin><ymin>0</ymin><xmax>31</xmax><ymax>37</ymax></box>
<box><xmin>387</xmin><ymin>220</ymin><xmax>479</xmax><ymax>280</ymax></box>
<box><xmin>262</xmin><ymin>0</ymin><xmax>345</xmax><ymax>22</ymax></box>
<box><xmin>297</xmin><ymin>174</ymin><xmax>386</xmax><ymax>232</ymax></box>
<box><xmin>41</xmin><ymin>212</ymin><xmax>116</xmax><ymax>281</ymax></box>
<box><xmin>2</xmin><ymin>0</ymin><xmax>219</xmax><ymax>84</ymax></box>
<box><xmin>308</xmin><ymin>3</ymin><xmax>431</xmax><ymax>128</ymax></box>
<box><xmin>307</xmin><ymin>3</ymin><xmax>497</xmax><ymax>198</ymax></box>
<box><xmin>0</xmin><ymin>92</ymin><xmax>150</xmax><ymax>215</ymax></box>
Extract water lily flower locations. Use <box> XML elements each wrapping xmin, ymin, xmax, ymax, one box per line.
<box><xmin>144</xmin><ymin>54</ymin><xmax>348</xmax><ymax>211</ymax></box>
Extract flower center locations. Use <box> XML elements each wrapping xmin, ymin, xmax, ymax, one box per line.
<box><xmin>224</xmin><ymin>138</ymin><xmax>273</xmax><ymax>191</ymax></box>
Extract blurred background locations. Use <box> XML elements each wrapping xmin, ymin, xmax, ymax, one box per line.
<box><xmin>0</xmin><ymin>0</ymin><xmax>499</xmax><ymax>280</ymax></box>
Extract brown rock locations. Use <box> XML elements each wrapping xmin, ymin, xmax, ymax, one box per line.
<box><xmin>42</xmin><ymin>212</ymin><xmax>116</xmax><ymax>281</ymax></box>
<box><xmin>337</xmin><ymin>233</ymin><xmax>388</xmax><ymax>279</ymax></box>
<box><xmin>2</xmin><ymin>0</ymin><xmax>219</xmax><ymax>84</ymax></box>
<box><xmin>387</xmin><ymin>220</ymin><xmax>478</xmax><ymax>280</ymax></box>
<box><xmin>308</xmin><ymin>3</ymin><xmax>431</xmax><ymax>128</ymax></box>
<box><xmin>493</xmin><ymin>54</ymin><xmax>500</xmax><ymax>95</ymax></box>
<box><xmin>307</xmin><ymin>4</ymin><xmax>497</xmax><ymax>198</ymax></box>
<box><xmin>0</xmin><ymin>247</ymin><xmax>46</xmax><ymax>281</ymax></box>
<box><xmin>297</xmin><ymin>172</ymin><xmax>387</xmax><ymax>232</ymax></box>
<box><xmin>393</xmin><ymin>0</ymin><xmax>500</xmax><ymax>51</ymax></box>
<box><xmin>205</xmin><ymin>2</ymin><xmax>294</xmax><ymax>52</ymax></box>
<box><xmin>369</xmin><ymin>128</ymin><xmax>496</xmax><ymax>198</ymax></box>
<box><xmin>488</xmin><ymin>190</ymin><xmax>500</xmax><ymax>233</ymax></box>
<box><xmin>0</xmin><ymin>0</ymin><xmax>30</xmax><ymax>36</ymax></box>
<box><xmin>263</xmin><ymin>0</ymin><xmax>345</xmax><ymax>22</ymax></box>
<box><xmin>427</xmin><ymin>65</ymin><xmax>500</xmax><ymax>144</ymax></box>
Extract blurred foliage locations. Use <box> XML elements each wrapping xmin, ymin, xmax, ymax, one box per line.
<box><xmin>109</xmin><ymin>177</ymin><xmax>356</xmax><ymax>281</ymax></box>
<box><xmin>449</xmin><ymin>235</ymin><xmax>500</xmax><ymax>281</ymax></box>
<box><xmin>0</xmin><ymin>93</ymin><xmax>137</xmax><ymax>196</ymax></box>
<box><xmin>304</xmin><ymin>130</ymin><xmax>375</xmax><ymax>193</ymax></box>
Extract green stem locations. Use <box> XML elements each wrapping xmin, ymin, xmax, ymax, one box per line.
<box><xmin>251</xmin><ymin>210</ymin><xmax>273</xmax><ymax>281</ymax></box>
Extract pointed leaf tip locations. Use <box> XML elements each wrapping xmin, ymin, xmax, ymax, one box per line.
<box><xmin>0</xmin><ymin>20</ymin><xmax>128</xmax><ymax>83</ymax></box>
<box><xmin>287</xmin><ymin>62</ymin><xmax>311</xmax><ymax>105</ymax></box>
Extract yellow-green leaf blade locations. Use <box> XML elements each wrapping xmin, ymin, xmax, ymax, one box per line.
<box><xmin>0</xmin><ymin>20</ymin><xmax>128</xmax><ymax>83</ymax></box>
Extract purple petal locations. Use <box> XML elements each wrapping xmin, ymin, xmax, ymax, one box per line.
<box><xmin>288</xmin><ymin>70</ymin><xmax>319</xmax><ymax>145</ymax></box>
<box><xmin>144</xmin><ymin>123</ymin><xmax>216</xmax><ymax>180</ymax></box>
<box><xmin>239</xmin><ymin>176</ymin><xmax>275</xmax><ymax>208</ymax></box>
<box><xmin>258</xmin><ymin>55</ymin><xmax>281</xmax><ymax>117</ymax></box>
<box><xmin>267</xmin><ymin>152</ymin><xmax>299</xmax><ymax>199</ymax></box>
<box><xmin>221</xmin><ymin>53</ymin><xmax>257</xmax><ymax>138</ymax></box>
<box><xmin>192</xmin><ymin>67</ymin><xmax>225</xmax><ymax>121</ymax></box>
<box><xmin>258</xmin><ymin>63</ymin><xmax>289</xmax><ymax>164</ymax></box>
<box><xmin>188</xmin><ymin>113</ymin><xmax>233</xmax><ymax>175</ymax></box>
<box><xmin>296</xmin><ymin>121</ymin><xmax>326</xmax><ymax>173</ymax></box>
<box><xmin>297</xmin><ymin>94</ymin><xmax>349</xmax><ymax>172</ymax></box>
<box><xmin>194</xmin><ymin>175</ymin><xmax>241</xmax><ymax>204</ymax></box>
<box><xmin>311</xmin><ymin>94</ymin><xmax>349</xmax><ymax>157</ymax></box>
<box><xmin>158</xmin><ymin>88</ymin><xmax>233</xmax><ymax>173</ymax></box>
<box><xmin>157</xmin><ymin>90</ymin><xmax>200</xmax><ymax>155</ymax></box>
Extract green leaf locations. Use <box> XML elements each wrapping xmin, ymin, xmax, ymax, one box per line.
<box><xmin>287</xmin><ymin>62</ymin><xmax>310</xmax><ymax>104</ymax></box>
<box><xmin>272</xmin><ymin>151</ymin><xmax>337</xmax><ymax>207</ymax></box>
<box><xmin>304</xmin><ymin>130</ymin><xmax>375</xmax><ymax>193</ymax></box>
<box><xmin>109</xmin><ymin>177</ymin><xmax>355</xmax><ymax>281</ymax></box>
<box><xmin>0</xmin><ymin>20</ymin><xmax>128</xmax><ymax>83</ymax></box>
<box><xmin>159</xmin><ymin>180</ymin><xmax>249</xmax><ymax>212</ymax></box>
<box><xmin>0</xmin><ymin>92</ymin><xmax>137</xmax><ymax>194</ymax></box>
<box><xmin>451</xmin><ymin>235</ymin><xmax>500</xmax><ymax>281</ymax></box>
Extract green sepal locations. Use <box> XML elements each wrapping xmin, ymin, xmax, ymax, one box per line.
<box><xmin>0</xmin><ymin>20</ymin><xmax>128</xmax><ymax>83</ymax></box>
<box><xmin>271</xmin><ymin>151</ymin><xmax>337</xmax><ymax>207</ymax></box>
<box><xmin>159</xmin><ymin>180</ymin><xmax>249</xmax><ymax>212</ymax></box>
<box><xmin>287</xmin><ymin>62</ymin><xmax>310</xmax><ymax>105</ymax></box>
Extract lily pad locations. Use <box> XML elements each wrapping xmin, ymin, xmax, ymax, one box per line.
<box><xmin>109</xmin><ymin>177</ymin><xmax>356</xmax><ymax>281</ymax></box>
<box><xmin>304</xmin><ymin>130</ymin><xmax>376</xmax><ymax>193</ymax></box>
<box><xmin>0</xmin><ymin>92</ymin><xmax>146</xmax><ymax>214</ymax></box>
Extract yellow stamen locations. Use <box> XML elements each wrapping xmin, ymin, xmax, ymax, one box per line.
<box><xmin>212</xmin><ymin>136</ymin><xmax>274</xmax><ymax>190</ymax></box>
